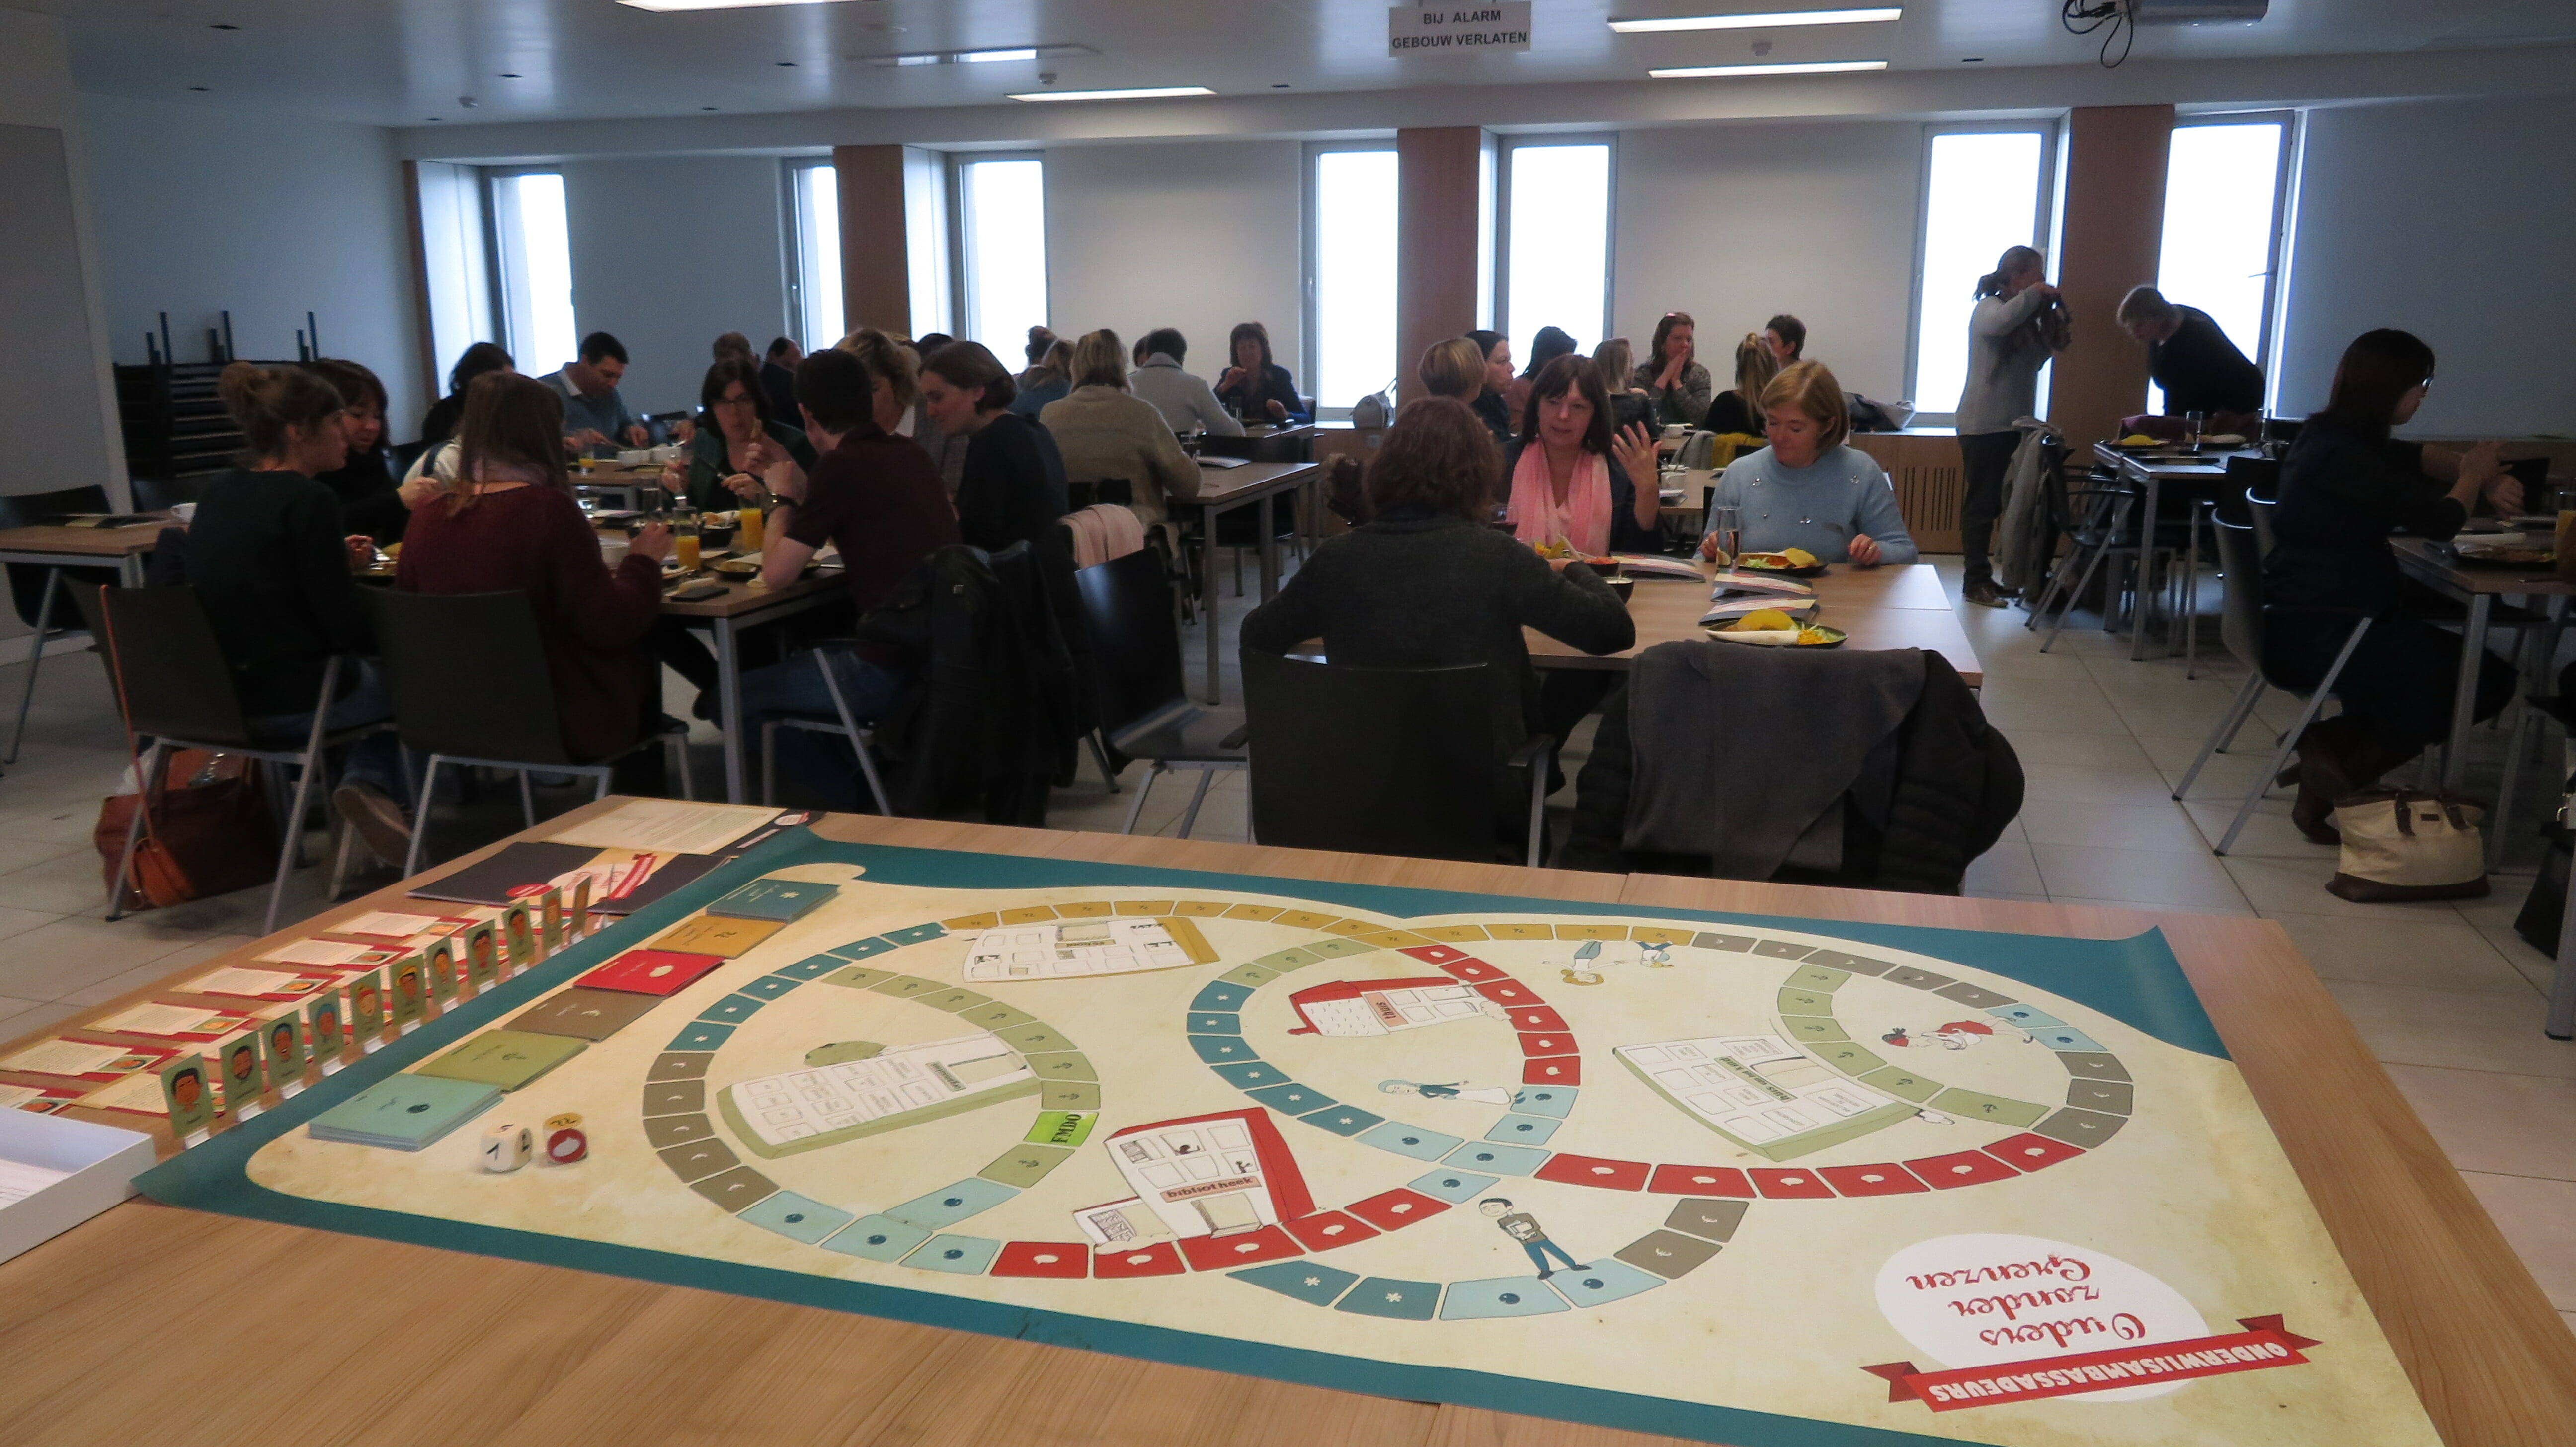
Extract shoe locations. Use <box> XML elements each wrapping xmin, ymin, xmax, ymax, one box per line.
<box><xmin>1536</xmin><ymin>1270</ymin><xmax>1554</xmax><ymax>1281</ymax></box>
<box><xmin>333</xmin><ymin>783</ymin><xmax>412</xmax><ymax>869</ymax></box>
<box><xmin>1962</xmin><ymin>580</ymin><xmax>2007</xmax><ymax>609</ymax></box>
<box><xmin>2289</xmin><ymin>785</ymin><xmax>2342</xmax><ymax>846</ymax></box>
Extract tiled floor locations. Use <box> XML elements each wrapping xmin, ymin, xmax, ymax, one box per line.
<box><xmin>0</xmin><ymin>556</ymin><xmax>2569</xmax><ymax>1336</ymax></box>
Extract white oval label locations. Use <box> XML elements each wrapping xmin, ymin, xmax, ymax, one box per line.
<box><xmin>1875</xmin><ymin>1234</ymin><xmax>2209</xmax><ymax>1402</ymax></box>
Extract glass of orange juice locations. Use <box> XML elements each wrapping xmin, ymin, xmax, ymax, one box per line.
<box><xmin>737</xmin><ymin>500</ymin><xmax>763</xmax><ymax>551</ymax></box>
<box><xmin>673</xmin><ymin>510</ymin><xmax>701</xmax><ymax>572</ymax></box>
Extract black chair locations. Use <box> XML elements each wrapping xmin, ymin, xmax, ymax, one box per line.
<box><xmin>2024</xmin><ymin>462</ymin><xmax>2144</xmax><ymax>649</ymax></box>
<box><xmin>1075</xmin><ymin>549</ymin><xmax>1244</xmax><ymax>835</ymax></box>
<box><xmin>128</xmin><ymin>477</ymin><xmax>207</xmax><ymax>514</ymax></box>
<box><xmin>364</xmin><ymin>589</ymin><xmax>693</xmax><ymax>875</ymax></box>
<box><xmin>758</xmin><ymin>648</ymin><xmax>894</xmax><ymax>815</ymax></box>
<box><xmin>388</xmin><ymin>439</ymin><xmax>430</xmax><ymax>482</ymax></box>
<box><xmin>1</xmin><ymin>484</ymin><xmax>122</xmax><ymax>764</ymax></box>
<box><xmin>73</xmin><ymin>584</ymin><xmax>384</xmax><ymax>932</ymax></box>
<box><xmin>1241</xmin><ymin>651</ymin><xmax>1549</xmax><ymax>867</ymax></box>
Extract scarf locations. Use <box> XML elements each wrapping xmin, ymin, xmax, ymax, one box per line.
<box><xmin>1506</xmin><ymin>444</ymin><xmax>1612</xmax><ymax>557</ymax></box>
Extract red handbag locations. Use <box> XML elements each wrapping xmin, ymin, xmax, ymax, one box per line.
<box><xmin>88</xmin><ymin>606</ymin><xmax>276</xmax><ymax>911</ymax></box>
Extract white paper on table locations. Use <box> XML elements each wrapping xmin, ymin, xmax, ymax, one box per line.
<box><xmin>331</xmin><ymin>910</ymin><xmax>456</xmax><ymax>941</ymax></box>
<box><xmin>0</xmin><ymin>1083</ymin><xmax>71</xmax><ymax>1111</ymax></box>
<box><xmin>256</xmin><ymin>938</ymin><xmax>385</xmax><ymax>967</ymax></box>
<box><xmin>93</xmin><ymin>1002</ymin><xmax>237</xmax><ymax>1037</ymax></box>
<box><xmin>187</xmin><ymin>966</ymin><xmax>326</xmax><ymax>999</ymax></box>
<box><xmin>0</xmin><ymin>1158</ymin><xmax>72</xmax><ymax>1206</ymax></box>
<box><xmin>0</xmin><ymin>1040</ymin><xmax>144</xmax><ymax>1076</ymax></box>
<box><xmin>545</xmin><ymin>799</ymin><xmax>783</xmax><ymax>857</ymax></box>
<box><xmin>80</xmin><ymin>1072</ymin><xmax>168</xmax><ymax>1115</ymax></box>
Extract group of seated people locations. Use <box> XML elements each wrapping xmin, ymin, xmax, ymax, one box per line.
<box><xmin>1421</xmin><ymin>312</ymin><xmax>1811</xmax><ymax>447</ymax></box>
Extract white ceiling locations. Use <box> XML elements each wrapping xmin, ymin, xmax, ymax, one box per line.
<box><xmin>26</xmin><ymin>0</ymin><xmax>2576</xmax><ymax>128</ymax></box>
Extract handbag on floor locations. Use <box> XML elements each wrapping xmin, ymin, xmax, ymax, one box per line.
<box><xmin>92</xmin><ymin>749</ymin><xmax>275</xmax><ymax>910</ymax></box>
<box><xmin>2326</xmin><ymin>789</ymin><xmax>2488</xmax><ymax>902</ymax></box>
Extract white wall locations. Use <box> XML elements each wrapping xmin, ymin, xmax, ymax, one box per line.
<box><xmin>2276</xmin><ymin>96</ymin><xmax>2576</xmax><ymax>438</ymax></box>
<box><xmin>1612</xmin><ymin>121</ymin><xmax>1923</xmax><ymax>407</ymax></box>
<box><xmin>78</xmin><ymin>94</ymin><xmax>427</xmax><ymax>434</ymax></box>
<box><xmin>1042</xmin><ymin>140</ymin><xmax>1306</xmax><ymax>396</ymax></box>
<box><xmin>558</xmin><ymin>155</ymin><xmax>790</xmax><ymax>418</ymax></box>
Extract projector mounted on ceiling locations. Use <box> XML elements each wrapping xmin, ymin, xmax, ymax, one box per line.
<box><xmin>2129</xmin><ymin>0</ymin><xmax>2267</xmax><ymax>23</ymax></box>
<box><xmin>2062</xmin><ymin>0</ymin><xmax>2265</xmax><ymax>67</ymax></box>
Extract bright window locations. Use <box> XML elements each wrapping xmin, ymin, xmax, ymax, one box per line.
<box><xmin>957</xmin><ymin>157</ymin><xmax>1047</xmax><ymax>353</ymax></box>
<box><xmin>1310</xmin><ymin>148</ymin><xmax>1400</xmax><ymax>412</ymax></box>
<box><xmin>1910</xmin><ymin>130</ymin><xmax>2053</xmax><ymax>419</ymax></box>
<box><xmin>2148</xmin><ymin>119</ymin><xmax>2288</xmax><ymax>414</ymax></box>
<box><xmin>1502</xmin><ymin>141</ymin><xmax>1612</xmax><ymax>355</ymax></box>
<box><xmin>790</xmin><ymin>162</ymin><xmax>844</xmax><ymax>350</ymax></box>
<box><xmin>489</xmin><ymin>172</ymin><xmax>577</xmax><ymax>373</ymax></box>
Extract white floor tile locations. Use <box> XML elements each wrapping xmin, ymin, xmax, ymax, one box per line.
<box><xmin>2458</xmin><ymin>1171</ymin><xmax>2576</xmax><ymax>1312</ymax></box>
<box><xmin>2319</xmin><ymin>979</ymin><xmax>2576</xmax><ymax>1080</ymax></box>
<box><xmin>2018</xmin><ymin>798</ymin><xmax>2212</xmax><ymax>855</ymax></box>
<box><xmin>2018</xmin><ymin>764</ymin><xmax>2188</xmax><ymax>807</ymax></box>
<box><xmin>2386</xmin><ymin>1064</ymin><xmax>2576</xmax><ymax>1182</ymax></box>
<box><xmin>2223</xmin><ymin>856</ymin><xmax>2464</xmax><ymax>920</ymax></box>
<box><xmin>2265</xmin><ymin>912</ymin><xmax>2542</xmax><ymax>996</ymax></box>
<box><xmin>2029</xmin><ymin>843</ymin><xmax>2250</xmax><ymax>910</ymax></box>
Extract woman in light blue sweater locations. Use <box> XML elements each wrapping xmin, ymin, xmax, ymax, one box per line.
<box><xmin>1697</xmin><ymin>361</ymin><xmax>1916</xmax><ymax>567</ymax></box>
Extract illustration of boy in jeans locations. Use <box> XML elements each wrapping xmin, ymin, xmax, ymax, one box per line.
<box><xmin>1479</xmin><ymin>1198</ymin><xmax>1584</xmax><ymax>1279</ymax></box>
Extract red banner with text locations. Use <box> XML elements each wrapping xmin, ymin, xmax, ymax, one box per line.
<box><xmin>1863</xmin><ymin>1316</ymin><xmax>2320</xmax><ymax>1412</ymax></box>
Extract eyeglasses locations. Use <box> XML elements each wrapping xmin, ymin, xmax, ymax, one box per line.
<box><xmin>711</xmin><ymin>395</ymin><xmax>759</xmax><ymax>409</ymax></box>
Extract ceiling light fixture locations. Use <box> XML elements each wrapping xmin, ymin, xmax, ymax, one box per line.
<box><xmin>959</xmin><ymin>47</ymin><xmax>1039</xmax><ymax>62</ymax></box>
<box><xmin>1648</xmin><ymin>57</ymin><xmax>1888</xmax><ymax>76</ymax></box>
<box><xmin>618</xmin><ymin>0</ymin><xmax>863</xmax><ymax>12</ymax></box>
<box><xmin>866</xmin><ymin>43</ymin><xmax>1089</xmax><ymax>68</ymax></box>
<box><xmin>1610</xmin><ymin>6</ymin><xmax>1898</xmax><ymax>33</ymax></box>
<box><xmin>1008</xmin><ymin>85</ymin><xmax>1213</xmax><ymax>102</ymax></box>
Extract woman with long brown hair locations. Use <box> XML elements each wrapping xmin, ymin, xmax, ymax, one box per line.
<box><xmin>1501</xmin><ymin>354</ymin><xmax>1661</xmax><ymax>559</ymax></box>
<box><xmin>1703</xmin><ymin>333</ymin><xmax>1781</xmax><ymax>437</ymax></box>
<box><xmin>396</xmin><ymin>373</ymin><xmax>672</xmax><ymax>770</ymax></box>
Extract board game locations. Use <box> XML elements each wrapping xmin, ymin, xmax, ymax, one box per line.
<box><xmin>141</xmin><ymin>831</ymin><xmax>2441</xmax><ymax>1447</ymax></box>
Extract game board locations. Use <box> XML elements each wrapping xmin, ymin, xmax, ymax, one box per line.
<box><xmin>141</xmin><ymin>832</ymin><xmax>2442</xmax><ymax>1447</ymax></box>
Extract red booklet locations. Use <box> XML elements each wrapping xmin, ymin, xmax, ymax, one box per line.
<box><xmin>575</xmin><ymin>949</ymin><xmax>727</xmax><ymax>997</ymax></box>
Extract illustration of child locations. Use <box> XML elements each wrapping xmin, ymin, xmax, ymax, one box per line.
<box><xmin>1561</xmin><ymin>940</ymin><xmax>1607</xmax><ymax>987</ymax></box>
<box><xmin>1479</xmin><ymin>1198</ymin><xmax>1585</xmax><ymax>1280</ymax></box>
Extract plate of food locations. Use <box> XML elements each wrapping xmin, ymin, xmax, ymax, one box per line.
<box><xmin>1731</xmin><ymin>547</ymin><xmax>1826</xmax><ymax>578</ymax></box>
<box><xmin>2450</xmin><ymin>540</ymin><xmax>2555</xmax><ymax>568</ymax></box>
<box><xmin>1703</xmin><ymin>609</ymin><xmax>1846</xmax><ymax>648</ymax></box>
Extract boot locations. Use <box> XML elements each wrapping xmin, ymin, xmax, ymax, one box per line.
<box><xmin>2292</xmin><ymin>727</ymin><xmax>2418</xmax><ymax>846</ymax></box>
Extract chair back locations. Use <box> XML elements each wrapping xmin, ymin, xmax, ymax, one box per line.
<box><xmin>365</xmin><ymin>589</ymin><xmax>576</xmax><ymax>765</ymax></box>
<box><xmin>1240</xmin><ymin>650</ymin><xmax>1499</xmax><ymax>863</ymax></box>
<box><xmin>129</xmin><ymin>477</ymin><xmax>208</xmax><ymax>513</ymax></box>
<box><xmin>2245</xmin><ymin>489</ymin><xmax>2278</xmax><ymax>561</ymax></box>
<box><xmin>69</xmin><ymin>583</ymin><xmax>258</xmax><ymax>746</ymax></box>
<box><xmin>2210</xmin><ymin>512</ymin><xmax>2265</xmax><ymax>674</ymax></box>
<box><xmin>0</xmin><ymin>485</ymin><xmax>114</xmax><ymax>529</ymax></box>
<box><xmin>1074</xmin><ymin>549</ymin><xmax>1188</xmax><ymax>738</ymax></box>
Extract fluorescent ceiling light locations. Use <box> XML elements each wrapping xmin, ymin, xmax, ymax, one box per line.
<box><xmin>1610</xmin><ymin>7</ymin><xmax>1900</xmax><ymax>32</ymax></box>
<box><xmin>866</xmin><ymin>43</ymin><xmax>1092</xmax><ymax>68</ymax></box>
<box><xmin>1009</xmin><ymin>86</ymin><xmax>1213</xmax><ymax>102</ymax></box>
<box><xmin>958</xmin><ymin>47</ymin><xmax>1039</xmax><ymax>63</ymax></box>
<box><xmin>1649</xmin><ymin>58</ymin><xmax>1888</xmax><ymax>76</ymax></box>
<box><xmin>618</xmin><ymin>0</ymin><xmax>858</xmax><ymax>11</ymax></box>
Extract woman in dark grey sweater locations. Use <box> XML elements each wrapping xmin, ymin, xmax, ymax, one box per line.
<box><xmin>1240</xmin><ymin>398</ymin><xmax>1635</xmax><ymax>778</ymax></box>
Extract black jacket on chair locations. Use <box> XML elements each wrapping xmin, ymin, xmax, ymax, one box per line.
<box><xmin>1562</xmin><ymin>651</ymin><xmax>2021</xmax><ymax>892</ymax></box>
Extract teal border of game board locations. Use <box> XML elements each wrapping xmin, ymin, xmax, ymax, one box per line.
<box><xmin>140</xmin><ymin>830</ymin><xmax>2228</xmax><ymax>1447</ymax></box>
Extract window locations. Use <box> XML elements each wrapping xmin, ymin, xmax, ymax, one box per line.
<box><xmin>1306</xmin><ymin>146</ymin><xmax>1400</xmax><ymax>413</ymax></box>
<box><xmin>1908</xmin><ymin>128</ymin><xmax>2058</xmax><ymax>419</ymax></box>
<box><xmin>2148</xmin><ymin>116</ymin><xmax>2291</xmax><ymax>413</ymax></box>
<box><xmin>954</xmin><ymin>156</ymin><xmax>1047</xmax><ymax>352</ymax></box>
<box><xmin>414</xmin><ymin>162</ymin><xmax>494</xmax><ymax>378</ymax></box>
<box><xmin>1499</xmin><ymin>140</ymin><xmax>1613</xmax><ymax>355</ymax></box>
<box><xmin>788</xmin><ymin>161</ymin><xmax>843</xmax><ymax>350</ymax></box>
<box><xmin>488</xmin><ymin>171</ymin><xmax>578</xmax><ymax>372</ymax></box>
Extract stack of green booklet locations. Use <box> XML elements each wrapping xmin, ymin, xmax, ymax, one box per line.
<box><xmin>307</xmin><ymin>1075</ymin><xmax>501</xmax><ymax>1150</ymax></box>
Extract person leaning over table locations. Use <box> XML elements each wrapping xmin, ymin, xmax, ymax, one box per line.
<box><xmin>1696</xmin><ymin>361</ymin><xmax>1916</xmax><ymax>568</ymax></box>
<box><xmin>664</xmin><ymin>358</ymin><xmax>817</xmax><ymax>514</ymax></box>
<box><xmin>1764</xmin><ymin>313</ymin><xmax>1807</xmax><ymax>365</ymax></box>
<box><xmin>1241</xmin><ymin>397</ymin><xmax>1634</xmax><ymax>827</ymax></box>
<box><xmin>2117</xmin><ymin>285</ymin><xmax>2265</xmax><ymax>420</ymax></box>
<box><xmin>1128</xmin><ymin>327</ymin><xmax>1243</xmax><ymax>438</ymax></box>
<box><xmin>1701</xmin><ymin>333</ymin><xmax>1782</xmax><ymax>439</ymax></box>
<box><xmin>1466</xmin><ymin>330</ymin><xmax>1516</xmax><ymax>444</ymax></box>
<box><xmin>397</xmin><ymin>372</ymin><xmax>676</xmax><ymax>793</ymax></box>
<box><xmin>1213</xmin><ymin>321</ymin><xmax>1308</xmax><ymax>424</ymax></box>
<box><xmin>1633</xmin><ymin>312</ymin><xmax>1712</xmax><ymax>429</ymax></box>
<box><xmin>1591</xmin><ymin>337</ymin><xmax>1659</xmax><ymax>438</ymax></box>
<box><xmin>1955</xmin><ymin>245</ymin><xmax>2071</xmax><ymax>609</ymax></box>
<box><xmin>419</xmin><ymin>340</ymin><xmax>512</xmax><ymax>451</ymax></box>
<box><xmin>303</xmin><ymin>357</ymin><xmax>408</xmax><ymax>544</ymax></box>
<box><xmin>732</xmin><ymin>346</ymin><xmax>959</xmax><ymax>751</ymax></box>
<box><xmin>1009</xmin><ymin>338</ymin><xmax>1074</xmax><ymax>420</ymax></box>
<box><xmin>920</xmin><ymin>340</ymin><xmax>1070</xmax><ymax>554</ymax></box>
<box><xmin>1041</xmin><ymin>328</ymin><xmax>1203</xmax><ymax>535</ymax></box>
<box><xmin>187</xmin><ymin>362</ymin><xmax>408</xmax><ymax>862</ymax></box>
<box><xmin>2264</xmin><ymin>328</ymin><xmax>2520</xmax><ymax>844</ymax></box>
<box><xmin>543</xmin><ymin>331</ymin><xmax>651</xmax><ymax>456</ymax></box>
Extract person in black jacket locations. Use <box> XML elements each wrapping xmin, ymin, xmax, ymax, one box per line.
<box><xmin>1242</xmin><ymin>398</ymin><xmax>1633</xmax><ymax>822</ymax></box>
<box><xmin>759</xmin><ymin>336</ymin><xmax>803</xmax><ymax>428</ymax></box>
<box><xmin>191</xmin><ymin>362</ymin><xmax>409</xmax><ymax>861</ymax></box>
<box><xmin>919</xmin><ymin>341</ymin><xmax>1070</xmax><ymax>554</ymax></box>
<box><xmin>1467</xmin><ymin>330</ymin><xmax>1515</xmax><ymax>443</ymax></box>
<box><xmin>418</xmin><ymin>341</ymin><xmax>512</xmax><ymax>451</ymax></box>
<box><xmin>1212</xmin><ymin>321</ymin><xmax>1309</xmax><ymax>424</ymax></box>
<box><xmin>2265</xmin><ymin>328</ymin><xmax>2520</xmax><ymax>841</ymax></box>
<box><xmin>2118</xmin><ymin>286</ymin><xmax>2264</xmax><ymax>418</ymax></box>
<box><xmin>303</xmin><ymin>358</ymin><xmax>409</xmax><ymax>543</ymax></box>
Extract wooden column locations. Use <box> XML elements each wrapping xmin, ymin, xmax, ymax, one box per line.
<box><xmin>2047</xmin><ymin>104</ymin><xmax>2172</xmax><ymax>449</ymax></box>
<box><xmin>832</xmin><ymin>144</ymin><xmax>911</xmax><ymax>338</ymax></box>
<box><xmin>1395</xmin><ymin>127</ymin><xmax>1486</xmax><ymax>405</ymax></box>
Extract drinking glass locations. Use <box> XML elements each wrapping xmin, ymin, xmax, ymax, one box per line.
<box><xmin>736</xmin><ymin>500</ymin><xmax>764</xmax><ymax>551</ymax></box>
<box><xmin>672</xmin><ymin>509</ymin><xmax>701</xmax><ymax>573</ymax></box>
<box><xmin>2184</xmin><ymin>411</ymin><xmax>2209</xmax><ymax>448</ymax></box>
<box><xmin>1710</xmin><ymin>504</ymin><xmax>1743</xmax><ymax>566</ymax></box>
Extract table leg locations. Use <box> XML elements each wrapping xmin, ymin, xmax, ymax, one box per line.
<box><xmin>2550</xmin><ymin>843</ymin><xmax>2576</xmax><ymax>1040</ymax></box>
<box><xmin>119</xmin><ymin>553</ymin><xmax>145</xmax><ymax>588</ymax></box>
<box><xmin>1258</xmin><ymin>493</ymin><xmax>1281</xmax><ymax>601</ymax></box>
<box><xmin>1202</xmin><ymin>502</ymin><xmax>1224</xmax><ymax>705</ymax></box>
<box><xmin>2129</xmin><ymin>474</ymin><xmax>2160</xmax><ymax>662</ymax></box>
<box><xmin>714</xmin><ymin>618</ymin><xmax>746</xmax><ymax>804</ymax></box>
<box><xmin>5</xmin><ymin>567</ymin><xmax>60</xmax><ymax>765</ymax></box>
<box><xmin>2442</xmin><ymin>593</ymin><xmax>2490</xmax><ymax>796</ymax></box>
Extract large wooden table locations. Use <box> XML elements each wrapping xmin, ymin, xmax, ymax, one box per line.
<box><xmin>1527</xmin><ymin>560</ymin><xmax>1984</xmax><ymax>687</ymax></box>
<box><xmin>0</xmin><ymin>805</ymin><xmax>2568</xmax><ymax>1444</ymax></box>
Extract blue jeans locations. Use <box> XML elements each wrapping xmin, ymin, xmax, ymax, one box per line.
<box><xmin>735</xmin><ymin>647</ymin><xmax>907</xmax><ymax>808</ymax></box>
<box><xmin>1522</xmin><ymin>1237</ymin><xmax>1581</xmax><ymax>1274</ymax></box>
<box><xmin>244</xmin><ymin>662</ymin><xmax>405</xmax><ymax>803</ymax></box>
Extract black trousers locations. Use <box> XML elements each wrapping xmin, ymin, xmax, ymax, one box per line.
<box><xmin>2271</xmin><ymin>612</ymin><xmax>2515</xmax><ymax>757</ymax></box>
<box><xmin>1957</xmin><ymin>431</ymin><xmax>2021</xmax><ymax>585</ymax></box>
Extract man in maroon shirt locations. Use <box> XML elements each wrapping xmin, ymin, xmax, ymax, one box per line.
<box><xmin>734</xmin><ymin>346</ymin><xmax>960</xmax><ymax>727</ymax></box>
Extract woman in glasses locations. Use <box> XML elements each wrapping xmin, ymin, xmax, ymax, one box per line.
<box><xmin>668</xmin><ymin>358</ymin><xmax>816</xmax><ymax>513</ymax></box>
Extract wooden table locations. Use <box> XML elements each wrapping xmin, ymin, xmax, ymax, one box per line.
<box><xmin>0</xmin><ymin>518</ymin><xmax>169</xmax><ymax>763</ymax></box>
<box><xmin>2092</xmin><ymin>441</ymin><xmax>2257</xmax><ymax>662</ymax></box>
<box><xmin>1187</xmin><ymin>460</ymin><xmax>1320</xmax><ymax>704</ymax></box>
<box><xmin>1526</xmin><ymin>560</ymin><xmax>1984</xmax><ymax>687</ymax></box>
<box><xmin>1198</xmin><ymin>422</ymin><xmax>1316</xmax><ymax>465</ymax></box>
<box><xmin>2388</xmin><ymin>536</ymin><xmax>2576</xmax><ymax>795</ymax></box>
<box><xmin>1</xmin><ymin>804</ymin><xmax>2570</xmax><ymax>1446</ymax></box>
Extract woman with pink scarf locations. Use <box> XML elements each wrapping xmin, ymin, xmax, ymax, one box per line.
<box><xmin>1501</xmin><ymin>354</ymin><xmax>1662</xmax><ymax>559</ymax></box>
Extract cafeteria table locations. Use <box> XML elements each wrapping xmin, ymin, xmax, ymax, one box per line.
<box><xmin>0</xmin><ymin>802</ymin><xmax>2569</xmax><ymax>1447</ymax></box>
<box><xmin>2092</xmin><ymin>441</ymin><xmax>2254</xmax><ymax>661</ymax></box>
<box><xmin>658</xmin><ymin>567</ymin><xmax>850</xmax><ymax>805</ymax></box>
<box><xmin>1186</xmin><ymin>460</ymin><xmax>1320</xmax><ymax>704</ymax></box>
<box><xmin>2388</xmin><ymin>536</ymin><xmax>2576</xmax><ymax>801</ymax></box>
<box><xmin>1524</xmin><ymin>559</ymin><xmax>1984</xmax><ymax>687</ymax></box>
<box><xmin>0</xmin><ymin>516</ymin><xmax>168</xmax><ymax>763</ymax></box>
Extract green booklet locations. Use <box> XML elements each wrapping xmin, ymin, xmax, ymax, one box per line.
<box><xmin>415</xmin><ymin>1030</ymin><xmax>588</xmax><ymax>1091</ymax></box>
<box><xmin>307</xmin><ymin>1074</ymin><xmax>501</xmax><ymax>1150</ymax></box>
